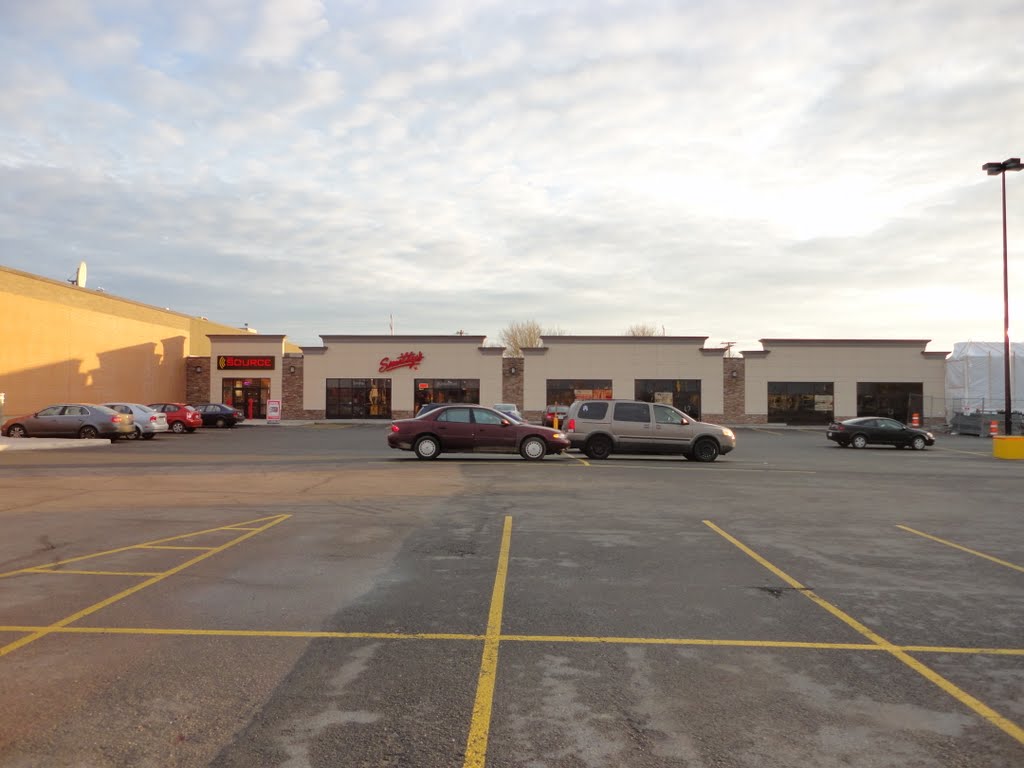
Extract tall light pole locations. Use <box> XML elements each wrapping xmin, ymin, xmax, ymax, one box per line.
<box><xmin>982</xmin><ymin>157</ymin><xmax>1022</xmax><ymax>436</ymax></box>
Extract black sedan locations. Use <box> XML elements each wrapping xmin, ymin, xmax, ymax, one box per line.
<box><xmin>192</xmin><ymin>403</ymin><xmax>246</xmax><ymax>427</ymax></box>
<box><xmin>827</xmin><ymin>417</ymin><xmax>935</xmax><ymax>450</ymax></box>
<box><xmin>388</xmin><ymin>404</ymin><xmax>569</xmax><ymax>460</ymax></box>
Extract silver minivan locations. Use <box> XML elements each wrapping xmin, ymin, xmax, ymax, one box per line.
<box><xmin>564</xmin><ymin>399</ymin><xmax>736</xmax><ymax>462</ymax></box>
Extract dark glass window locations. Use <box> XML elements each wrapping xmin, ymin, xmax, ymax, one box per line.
<box><xmin>635</xmin><ymin>379</ymin><xmax>702</xmax><ymax>419</ymax></box>
<box><xmin>576</xmin><ymin>401</ymin><xmax>609</xmax><ymax>420</ymax></box>
<box><xmin>856</xmin><ymin>382</ymin><xmax>923</xmax><ymax>423</ymax></box>
<box><xmin>437</xmin><ymin>407</ymin><xmax>471</xmax><ymax>423</ymax></box>
<box><xmin>546</xmin><ymin>379</ymin><xmax>613</xmax><ymax>407</ymax></box>
<box><xmin>613</xmin><ymin>402</ymin><xmax>651</xmax><ymax>423</ymax></box>
<box><xmin>414</xmin><ymin>379</ymin><xmax>480</xmax><ymax>411</ymax></box>
<box><xmin>326</xmin><ymin>378</ymin><xmax>392</xmax><ymax>419</ymax></box>
<box><xmin>473</xmin><ymin>409</ymin><xmax>504</xmax><ymax>425</ymax></box>
<box><xmin>767</xmin><ymin>382</ymin><xmax>834</xmax><ymax>424</ymax></box>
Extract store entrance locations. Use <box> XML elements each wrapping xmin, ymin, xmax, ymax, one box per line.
<box><xmin>222</xmin><ymin>378</ymin><xmax>271</xmax><ymax>419</ymax></box>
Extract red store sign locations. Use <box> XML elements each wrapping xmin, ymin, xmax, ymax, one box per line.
<box><xmin>379</xmin><ymin>351</ymin><xmax>424</xmax><ymax>373</ymax></box>
<box><xmin>218</xmin><ymin>355</ymin><xmax>276</xmax><ymax>370</ymax></box>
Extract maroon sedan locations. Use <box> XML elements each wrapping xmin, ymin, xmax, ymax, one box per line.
<box><xmin>388</xmin><ymin>405</ymin><xmax>569</xmax><ymax>460</ymax></box>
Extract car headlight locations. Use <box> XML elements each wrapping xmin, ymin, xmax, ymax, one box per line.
<box><xmin>552</xmin><ymin>432</ymin><xmax>566</xmax><ymax>439</ymax></box>
<box><xmin>722</xmin><ymin>428</ymin><xmax>735</xmax><ymax>438</ymax></box>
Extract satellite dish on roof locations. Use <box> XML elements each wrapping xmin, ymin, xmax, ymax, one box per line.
<box><xmin>68</xmin><ymin>261</ymin><xmax>87</xmax><ymax>287</ymax></box>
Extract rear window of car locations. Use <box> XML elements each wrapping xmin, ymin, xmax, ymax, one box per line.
<box><xmin>613</xmin><ymin>402</ymin><xmax>651</xmax><ymax>423</ymax></box>
<box><xmin>576</xmin><ymin>402</ymin><xmax>608</xmax><ymax>420</ymax></box>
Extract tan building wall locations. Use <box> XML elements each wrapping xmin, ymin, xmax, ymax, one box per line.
<box><xmin>522</xmin><ymin>336</ymin><xmax>726</xmax><ymax>420</ymax></box>
<box><xmin>1</xmin><ymin>265</ymin><xmax>267</xmax><ymax>417</ymax></box>
<box><xmin>207</xmin><ymin>335</ymin><xmax>289</xmax><ymax>406</ymax></box>
<box><xmin>302</xmin><ymin>335</ymin><xmax>504</xmax><ymax>418</ymax></box>
<box><xmin>743</xmin><ymin>339</ymin><xmax>949</xmax><ymax>421</ymax></box>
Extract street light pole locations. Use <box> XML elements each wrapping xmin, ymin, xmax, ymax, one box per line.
<box><xmin>983</xmin><ymin>157</ymin><xmax>1023</xmax><ymax>436</ymax></box>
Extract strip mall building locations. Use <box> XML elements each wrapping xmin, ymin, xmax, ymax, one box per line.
<box><xmin>2</xmin><ymin>265</ymin><xmax>949</xmax><ymax>426</ymax></box>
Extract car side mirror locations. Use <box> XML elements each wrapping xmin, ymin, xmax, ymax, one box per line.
<box><xmin>681</xmin><ymin>419</ymin><xmax>690</xmax><ymax>425</ymax></box>
<box><xmin>501</xmin><ymin>419</ymin><xmax>511</xmax><ymax>426</ymax></box>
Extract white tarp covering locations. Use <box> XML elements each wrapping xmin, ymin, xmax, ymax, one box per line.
<box><xmin>945</xmin><ymin>341</ymin><xmax>1024</xmax><ymax>412</ymax></box>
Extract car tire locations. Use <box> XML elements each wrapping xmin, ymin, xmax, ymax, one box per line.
<box><xmin>142</xmin><ymin>433</ymin><xmax>156</xmax><ymax>440</ymax></box>
<box><xmin>692</xmin><ymin>438</ymin><xmax>719</xmax><ymax>463</ymax></box>
<box><xmin>911</xmin><ymin>435</ymin><xmax>927</xmax><ymax>451</ymax></box>
<box><xmin>170</xmin><ymin>421</ymin><xmax>186</xmax><ymax>433</ymax></box>
<box><xmin>6</xmin><ymin>424</ymin><xmax>27</xmax><ymax>438</ymax></box>
<box><xmin>126</xmin><ymin>427</ymin><xmax>141</xmax><ymax>440</ymax></box>
<box><xmin>851</xmin><ymin>434</ymin><xmax>868</xmax><ymax>449</ymax></box>
<box><xmin>78</xmin><ymin>426</ymin><xmax>99</xmax><ymax>439</ymax></box>
<box><xmin>584</xmin><ymin>435</ymin><xmax>612</xmax><ymax>460</ymax></box>
<box><xmin>520</xmin><ymin>436</ymin><xmax>546</xmax><ymax>461</ymax></box>
<box><xmin>414</xmin><ymin>435</ymin><xmax>441</xmax><ymax>460</ymax></box>
<box><xmin>215</xmin><ymin>417</ymin><xmax>227</xmax><ymax>428</ymax></box>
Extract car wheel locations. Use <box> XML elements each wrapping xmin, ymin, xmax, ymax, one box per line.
<box><xmin>520</xmin><ymin>436</ymin><xmax>546</xmax><ymax>461</ymax></box>
<box><xmin>78</xmin><ymin>426</ymin><xmax>100</xmax><ymax>439</ymax></box>
<box><xmin>851</xmin><ymin>434</ymin><xmax>868</xmax><ymax>449</ymax></box>
<box><xmin>170</xmin><ymin>421</ymin><xmax>186</xmax><ymax>433</ymax></box>
<box><xmin>6</xmin><ymin>424</ymin><xmax>27</xmax><ymax>438</ymax></box>
<box><xmin>142</xmin><ymin>433</ymin><xmax>156</xmax><ymax>440</ymax></box>
<box><xmin>215</xmin><ymin>417</ymin><xmax>227</xmax><ymax>428</ymax></box>
<box><xmin>692</xmin><ymin>438</ymin><xmax>720</xmax><ymax>463</ymax></box>
<box><xmin>126</xmin><ymin>427</ymin><xmax>141</xmax><ymax>440</ymax></box>
<box><xmin>911</xmin><ymin>435</ymin><xmax>927</xmax><ymax>451</ymax></box>
<box><xmin>584</xmin><ymin>435</ymin><xmax>612</xmax><ymax>460</ymax></box>
<box><xmin>414</xmin><ymin>435</ymin><xmax>441</xmax><ymax>460</ymax></box>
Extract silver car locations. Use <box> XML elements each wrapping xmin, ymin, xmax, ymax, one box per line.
<box><xmin>101</xmin><ymin>403</ymin><xmax>169</xmax><ymax>440</ymax></box>
<box><xmin>1</xmin><ymin>403</ymin><xmax>135</xmax><ymax>441</ymax></box>
<box><xmin>563</xmin><ymin>399</ymin><xmax>736</xmax><ymax>462</ymax></box>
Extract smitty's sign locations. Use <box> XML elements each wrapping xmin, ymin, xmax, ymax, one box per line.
<box><xmin>379</xmin><ymin>351</ymin><xmax>424</xmax><ymax>373</ymax></box>
<box><xmin>218</xmin><ymin>355</ymin><xmax>276</xmax><ymax>370</ymax></box>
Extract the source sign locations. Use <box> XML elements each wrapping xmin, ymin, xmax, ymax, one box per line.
<box><xmin>218</xmin><ymin>355</ymin><xmax>275</xmax><ymax>371</ymax></box>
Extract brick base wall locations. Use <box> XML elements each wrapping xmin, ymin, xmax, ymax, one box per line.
<box><xmin>185</xmin><ymin>357</ymin><xmax>209</xmax><ymax>403</ymax></box>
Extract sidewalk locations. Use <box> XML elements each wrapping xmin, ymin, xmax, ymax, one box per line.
<box><xmin>0</xmin><ymin>436</ymin><xmax>112</xmax><ymax>452</ymax></box>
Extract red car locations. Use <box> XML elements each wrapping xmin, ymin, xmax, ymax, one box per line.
<box><xmin>147</xmin><ymin>402</ymin><xmax>203</xmax><ymax>433</ymax></box>
<box><xmin>388</xmin><ymin>405</ymin><xmax>569</xmax><ymax>460</ymax></box>
<box><xmin>543</xmin><ymin>404</ymin><xmax>570</xmax><ymax>428</ymax></box>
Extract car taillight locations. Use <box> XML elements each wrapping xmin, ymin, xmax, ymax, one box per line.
<box><xmin>150</xmin><ymin>415</ymin><xmax>158</xmax><ymax>423</ymax></box>
<box><xmin>566</xmin><ymin>418</ymin><xmax>575</xmax><ymax>431</ymax></box>
<box><xmin>111</xmin><ymin>415</ymin><xmax>122</xmax><ymax>423</ymax></box>
<box><xmin>390</xmin><ymin>424</ymin><xmax>400</xmax><ymax>432</ymax></box>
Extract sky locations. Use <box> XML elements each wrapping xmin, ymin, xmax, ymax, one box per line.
<box><xmin>2</xmin><ymin>0</ymin><xmax>1023</xmax><ymax>353</ymax></box>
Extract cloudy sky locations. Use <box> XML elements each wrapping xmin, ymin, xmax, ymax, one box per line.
<box><xmin>2</xmin><ymin>0</ymin><xmax>1022</xmax><ymax>352</ymax></box>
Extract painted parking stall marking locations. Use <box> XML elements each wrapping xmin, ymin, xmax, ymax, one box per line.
<box><xmin>897</xmin><ymin>525</ymin><xmax>1024</xmax><ymax>573</ymax></box>
<box><xmin>0</xmin><ymin>514</ymin><xmax>289</xmax><ymax>659</ymax></box>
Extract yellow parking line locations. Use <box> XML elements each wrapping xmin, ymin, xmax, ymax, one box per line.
<box><xmin>569</xmin><ymin>454</ymin><xmax>590</xmax><ymax>466</ymax></box>
<box><xmin>221</xmin><ymin>527</ymin><xmax>261</xmax><ymax>531</ymax></box>
<box><xmin>0</xmin><ymin>626</ymin><xmax>481</xmax><ymax>641</ymax></box>
<box><xmin>703</xmin><ymin>520</ymin><xmax>1024</xmax><ymax>746</ymax></box>
<box><xmin>0</xmin><ymin>515</ymin><xmax>290</xmax><ymax>659</ymax></box>
<box><xmin>897</xmin><ymin>526</ymin><xmax>1024</xmax><ymax>574</ymax></box>
<box><xmin>138</xmin><ymin>545</ymin><xmax>216</xmax><ymax>551</ymax></box>
<box><xmin>0</xmin><ymin>515</ymin><xmax>285</xmax><ymax>579</ymax></box>
<box><xmin>0</xmin><ymin>624</ymin><xmax>1021</xmax><ymax>657</ymax></box>
<box><xmin>462</xmin><ymin>515</ymin><xmax>512</xmax><ymax>768</ymax></box>
<box><xmin>25</xmin><ymin>569</ymin><xmax>164</xmax><ymax>577</ymax></box>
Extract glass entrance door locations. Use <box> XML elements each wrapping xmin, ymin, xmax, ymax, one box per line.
<box><xmin>222</xmin><ymin>378</ymin><xmax>270</xmax><ymax>419</ymax></box>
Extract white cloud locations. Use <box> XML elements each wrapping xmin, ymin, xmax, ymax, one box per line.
<box><xmin>242</xmin><ymin>0</ymin><xmax>329</xmax><ymax>64</ymax></box>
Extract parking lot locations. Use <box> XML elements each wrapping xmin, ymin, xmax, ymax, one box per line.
<box><xmin>1</xmin><ymin>425</ymin><xmax>1022</xmax><ymax>767</ymax></box>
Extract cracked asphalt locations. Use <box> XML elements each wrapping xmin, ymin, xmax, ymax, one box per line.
<box><xmin>0</xmin><ymin>425</ymin><xmax>1022</xmax><ymax>767</ymax></box>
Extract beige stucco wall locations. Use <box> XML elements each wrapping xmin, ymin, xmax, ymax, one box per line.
<box><xmin>302</xmin><ymin>336</ymin><xmax>504</xmax><ymax>412</ymax></box>
<box><xmin>1</xmin><ymin>265</ymin><xmax>270</xmax><ymax>417</ymax></box>
<box><xmin>743</xmin><ymin>340</ymin><xmax>949</xmax><ymax>419</ymax></box>
<box><xmin>522</xmin><ymin>336</ymin><xmax>724</xmax><ymax>415</ymax></box>
<box><xmin>208</xmin><ymin>335</ymin><xmax>288</xmax><ymax>404</ymax></box>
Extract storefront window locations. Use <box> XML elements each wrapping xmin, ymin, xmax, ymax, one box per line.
<box><xmin>546</xmin><ymin>379</ymin><xmax>613</xmax><ymax>407</ymax></box>
<box><xmin>326</xmin><ymin>378</ymin><xmax>392</xmax><ymax>419</ymax></box>
<box><xmin>413</xmin><ymin>379</ymin><xmax>480</xmax><ymax>413</ymax></box>
<box><xmin>221</xmin><ymin>378</ymin><xmax>271</xmax><ymax>419</ymax></box>
<box><xmin>767</xmin><ymin>382</ymin><xmax>834</xmax><ymax>424</ymax></box>
<box><xmin>635</xmin><ymin>379</ymin><xmax>702</xmax><ymax>419</ymax></box>
<box><xmin>857</xmin><ymin>382</ymin><xmax>923</xmax><ymax>422</ymax></box>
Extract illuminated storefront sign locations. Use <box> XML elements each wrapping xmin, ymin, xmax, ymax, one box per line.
<box><xmin>379</xmin><ymin>351</ymin><xmax>424</xmax><ymax>373</ymax></box>
<box><xmin>218</xmin><ymin>355</ymin><xmax>276</xmax><ymax>370</ymax></box>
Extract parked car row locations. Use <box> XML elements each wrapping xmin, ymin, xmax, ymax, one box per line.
<box><xmin>389</xmin><ymin>399</ymin><xmax>737</xmax><ymax>462</ymax></box>
<box><xmin>2</xmin><ymin>402</ymin><xmax>245</xmax><ymax>440</ymax></box>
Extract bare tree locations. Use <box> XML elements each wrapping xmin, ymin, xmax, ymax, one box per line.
<box><xmin>499</xmin><ymin>321</ymin><xmax>568</xmax><ymax>356</ymax></box>
<box><xmin>625</xmin><ymin>323</ymin><xmax>665</xmax><ymax>336</ymax></box>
